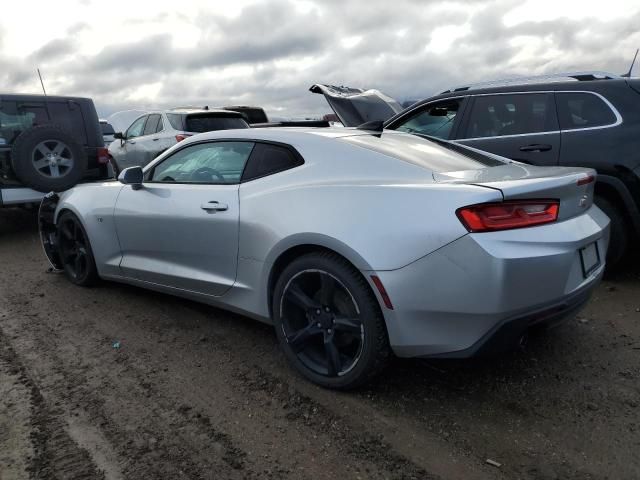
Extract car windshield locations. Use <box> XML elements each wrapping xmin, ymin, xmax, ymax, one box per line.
<box><xmin>185</xmin><ymin>115</ymin><xmax>249</xmax><ymax>133</ymax></box>
<box><xmin>339</xmin><ymin>132</ymin><xmax>506</xmax><ymax>172</ymax></box>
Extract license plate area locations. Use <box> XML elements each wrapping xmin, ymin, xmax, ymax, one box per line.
<box><xmin>579</xmin><ymin>241</ymin><xmax>600</xmax><ymax>278</ymax></box>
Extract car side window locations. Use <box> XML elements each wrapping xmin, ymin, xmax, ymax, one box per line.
<box><xmin>242</xmin><ymin>143</ymin><xmax>303</xmax><ymax>182</ymax></box>
<box><xmin>150</xmin><ymin>141</ymin><xmax>255</xmax><ymax>184</ymax></box>
<box><xmin>155</xmin><ymin>116</ymin><xmax>164</xmax><ymax>133</ymax></box>
<box><xmin>166</xmin><ymin>113</ymin><xmax>184</xmax><ymax>130</ymax></box>
<box><xmin>463</xmin><ymin>93</ymin><xmax>557</xmax><ymax>138</ymax></box>
<box><xmin>0</xmin><ymin>101</ymin><xmax>46</xmax><ymax>143</ymax></box>
<box><xmin>126</xmin><ymin>116</ymin><xmax>147</xmax><ymax>139</ymax></box>
<box><xmin>394</xmin><ymin>100</ymin><xmax>462</xmax><ymax>139</ymax></box>
<box><xmin>143</xmin><ymin>114</ymin><xmax>161</xmax><ymax>136</ymax></box>
<box><xmin>556</xmin><ymin>92</ymin><xmax>617</xmax><ymax>130</ymax></box>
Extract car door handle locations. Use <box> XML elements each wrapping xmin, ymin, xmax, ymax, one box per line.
<box><xmin>200</xmin><ymin>201</ymin><xmax>228</xmax><ymax>212</ymax></box>
<box><xmin>128</xmin><ymin>140</ymin><xmax>136</xmax><ymax>145</ymax></box>
<box><xmin>519</xmin><ymin>143</ymin><xmax>552</xmax><ymax>152</ymax></box>
<box><xmin>152</xmin><ymin>138</ymin><xmax>160</xmax><ymax>141</ymax></box>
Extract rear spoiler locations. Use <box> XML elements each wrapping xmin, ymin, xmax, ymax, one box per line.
<box><xmin>251</xmin><ymin>120</ymin><xmax>330</xmax><ymax>128</ymax></box>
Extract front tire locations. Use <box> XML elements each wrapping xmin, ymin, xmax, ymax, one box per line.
<box><xmin>56</xmin><ymin>212</ymin><xmax>99</xmax><ymax>286</ymax></box>
<box><xmin>272</xmin><ymin>252</ymin><xmax>390</xmax><ymax>389</ymax></box>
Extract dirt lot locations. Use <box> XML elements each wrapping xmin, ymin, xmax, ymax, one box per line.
<box><xmin>0</xmin><ymin>208</ymin><xmax>638</xmax><ymax>480</ymax></box>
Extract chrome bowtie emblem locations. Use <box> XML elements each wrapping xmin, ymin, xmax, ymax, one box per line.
<box><xmin>579</xmin><ymin>195</ymin><xmax>589</xmax><ymax>208</ymax></box>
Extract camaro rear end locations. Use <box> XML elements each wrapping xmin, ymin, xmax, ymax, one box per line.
<box><xmin>39</xmin><ymin>128</ymin><xmax>609</xmax><ymax>389</ymax></box>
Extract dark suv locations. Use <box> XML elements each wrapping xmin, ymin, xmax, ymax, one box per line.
<box><xmin>313</xmin><ymin>74</ymin><xmax>640</xmax><ymax>265</ymax></box>
<box><xmin>0</xmin><ymin>94</ymin><xmax>110</xmax><ymax>198</ymax></box>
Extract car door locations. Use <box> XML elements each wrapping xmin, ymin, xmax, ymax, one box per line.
<box><xmin>454</xmin><ymin>93</ymin><xmax>560</xmax><ymax>166</ymax></box>
<box><xmin>114</xmin><ymin>140</ymin><xmax>255</xmax><ymax>296</ymax></box>
<box><xmin>134</xmin><ymin>113</ymin><xmax>163</xmax><ymax>167</ymax></box>
<box><xmin>388</xmin><ymin>97</ymin><xmax>468</xmax><ymax>140</ymax></box>
<box><xmin>113</xmin><ymin>115</ymin><xmax>147</xmax><ymax>170</ymax></box>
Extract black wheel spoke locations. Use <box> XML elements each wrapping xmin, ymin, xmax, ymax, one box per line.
<box><xmin>324</xmin><ymin>336</ymin><xmax>341</xmax><ymax>377</ymax></box>
<box><xmin>285</xmin><ymin>284</ymin><xmax>320</xmax><ymax>311</ymax></box>
<box><xmin>319</xmin><ymin>274</ymin><xmax>336</xmax><ymax>304</ymax></box>
<box><xmin>74</xmin><ymin>255</ymin><xmax>82</xmax><ymax>274</ymax></box>
<box><xmin>333</xmin><ymin>316</ymin><xmax>362</xmax><ymax>335</ymax></box>
<box><xmin>287</xmin><ymin>324</ymin><xmax>321</xmax><ymax>353</ymax></box>
<box><xmin>60</xmin><ymin>224</ymin><xmax>74</xmax><ymax>240</ymax></box>
<box><xmin>62</xmin><ymin>250</ymin><xmax>77</xmax><ymax>263</ymax></box>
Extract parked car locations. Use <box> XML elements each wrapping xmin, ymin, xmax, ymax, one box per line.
<box><xmin>0</xmin><ymin>94</ymin><xmax>111</xmax><ymax>206</ymax></box>
<box><xmin>108</xmin><ymin>108</ymin><xmax>249</xmax><ymax>171</ymax></box>
<box><xmin>39</xmin><ymin>127</ymin><xmax>608</xmax><ymax>389</ymax></box>
<box><xmin>100</xmin><ymin>119</ymin><xmax>116</xmax><ymax>147</ymax></box>
<box><xmin>312</xmin><ymin>72</ymin><xmax>640</xmax><ymax>265</ymax></box>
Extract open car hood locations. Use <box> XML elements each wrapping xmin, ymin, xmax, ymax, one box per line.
<box><xmin>309</xmin><ymin>84</ymin><xmax>403</xmax><ymax>127</ymax></box>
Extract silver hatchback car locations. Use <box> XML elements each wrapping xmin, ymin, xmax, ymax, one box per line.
<box><xmin>40</xmin><ymin>127</ymin><xmax>609</xmax><ymax>389</ymax></box>
<box><xmin>108</xmin><ymin>108</ymin><xmax>249</xmax><ymax>171</ymax></box>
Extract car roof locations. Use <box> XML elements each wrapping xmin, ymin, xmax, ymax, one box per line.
<box><xmin>164</xmin><ymin>108</ymin><xmax>243</xmax><ymax>116</ymax></box>
<box><xmin>415</xmin><ymin>78</ymin><xmax>628</xmax><ymax>104</ymax></box>
<box><xmin>0</xmin><ymin>93</ymin><xmax>93</xmax><ymax>102</ymax></box>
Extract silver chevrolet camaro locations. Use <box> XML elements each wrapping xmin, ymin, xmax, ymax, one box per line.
<box><xmin>39</xmin><ymin>127</ymin><xmax>609</xmax><ymax>389</ymax></box>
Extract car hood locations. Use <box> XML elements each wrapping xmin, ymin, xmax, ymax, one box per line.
<box><xmin>309</xmin><ymin>84</ymin><xmax>403</xmax><ymax>127</ymax></box>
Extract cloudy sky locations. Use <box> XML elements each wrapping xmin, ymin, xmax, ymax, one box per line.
<box><xmin>1</xmin><ymin>0</ymin><xmax>639</xmax><ymax>121</ymax></box>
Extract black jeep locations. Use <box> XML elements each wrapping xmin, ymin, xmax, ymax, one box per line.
<box><xmin>313</xmin><ymin>73</ymin><xmax>640</xmax><ymax>265</ymax></box>
<box><xmin>0</xmin><ymin>94</ymin><xmax>111</xmax><ymax>201</ymax></box>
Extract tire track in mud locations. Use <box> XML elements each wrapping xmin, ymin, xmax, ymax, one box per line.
<box><xmin>0</xmin><ymin>326</ymin><xmax>105</xmax><ymax>480</ymax></box>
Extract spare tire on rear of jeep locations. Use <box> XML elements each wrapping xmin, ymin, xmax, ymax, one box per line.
<box><xmin>11</xmin><ymin>124</ymin><xmax>87</xmax><ymax>192</ymax></box>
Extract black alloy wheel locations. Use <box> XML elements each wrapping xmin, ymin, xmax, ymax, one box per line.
<box><xmin>273</xmin><ymin>252</ymin><xmax>390</xmax><ymax>389</ymax></box>
<box><xmin>281</xmin><ymin>269</ymin><xmax>364</xmax><ymax>377</ymax></box>
<box><xmin>57</xmin><ymin>212</ymin><xmax>98</xmax><ymax>286</ymax></box>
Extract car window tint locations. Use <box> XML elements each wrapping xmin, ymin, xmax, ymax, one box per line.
<box><xmin>556</xmin><ymin>92</ymin><xmax>617</xmax><ymax>130</ymax></box>
<box><xmin>143</xmin><ymin>114</ymin><xmax>161</xmax><ymax>136</ymax></box>
<box><xmin>166</xmin><ymin>113</ymin><xmax>184</xmax><ymax>130</ymax></box>
<box><xmin>150</xmin><ymin>141</ymin><xmax>254</xmax><ymax>184</ymax></box>
<box><xmin>155</xmin><ymin>116</ymin><xmax>164</xmax><ymax>133</ymax></box>
<box><xmin>100</xmin><ymin>122</ymin><xmax>115</xmax><ymax>135</ymax></box>
<box><xmin>47</xmin><ymin>101</ymin><xmax>88</xmax><ymax>144</ymax></box>
<box><xmin>126</xmin><ymin>116</ymin><xmax>147</xmax><ymax>138</ymax></box>
<box><xmin>242</xmin><ymin>143</ymin><xmax>303</xmax><ymax>181</ymax></box>
<box><xmin>464</xmin><ymin>93</ymin><xmax>556</xmax><ymax>138</ymax></box>
<box><xmin>0</xmin><ymin>100</ymin><xmax>41</xmax><ymax>143</ymax></box>
<box><xmin>394</xmin><ymin>100</ymin><xmax>462</xmax><ymax>139</ymax></box>
<box><xmin>184</xmin><ymin>114</ymin><xmax>249</xmax><ymax>133</ymax></box>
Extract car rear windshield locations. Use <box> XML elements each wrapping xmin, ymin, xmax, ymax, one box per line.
<box><xmin>184</xmin><ymin>114</ymin><xmax>249</xmax><ymax>133</ymax></box>
<box><xmin>340</xmin><ymin>132</ymin><xmax>506</xmax><ymax>172</ymax></box>
<box><xmin>100</xmin><ymin>122</ymin><xmax>115</xmax><ymax>135</ymax></box>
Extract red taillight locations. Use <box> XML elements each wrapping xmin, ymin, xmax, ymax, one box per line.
<box><xmin>97</xmin><ymin>147</ymin><xmax>110</xmax><ymax>164</ymax></box>
<box><xmin>456</xmin><ymin>200</ymin><xmax>560</xmax><ymax>232</ymax></box>
<box><xmin>175</xmin><ymin>134</ymin><xmax>191</xmax><ymax>142</ymax></box>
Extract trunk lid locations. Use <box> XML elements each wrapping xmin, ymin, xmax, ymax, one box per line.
<box><xmin>309</xmin><ymin>84</ymin><xmax>403</xmax><ymax>127</ymax></box>
<box><xmin>434</xmin><ymin>164</ymin><xmax>596</xmax><ymax>221</ymax></box>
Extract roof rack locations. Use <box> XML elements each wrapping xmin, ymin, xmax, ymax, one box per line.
<box><xmin>440</xmin><ymin>71</ymin><xmax>621</xmax><ymax>94</ymax></box>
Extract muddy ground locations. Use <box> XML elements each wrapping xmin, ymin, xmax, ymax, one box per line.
<box><xmin>0</xmin><ymin>207</ymin><xmax>638</xmax><ymax>480</ymax></box>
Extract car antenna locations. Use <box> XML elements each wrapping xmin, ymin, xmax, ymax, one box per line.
<box><xmin>37</xmin><ymin>68</ymin><xmax>47</xmax><ymax>96</ymax></box>
<box><xmin>621</xmin><ymin>48</ymin><xmax>639</xmax><ymax>78</ymax></box>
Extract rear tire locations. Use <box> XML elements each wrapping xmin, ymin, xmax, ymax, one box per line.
<box><xmin>11</xmin><ymin>125</ymin><xmax>87</xmax><ymax>192</ymax></box>
<box><xmin>56</xmin><ymin>212</ymin><xmax>99</xmax><ymax>286</ymax></box>
<box><xmin>272</xmin><ymin>252</ymin><xmax>390</xmax><ymax>389</ymax></box>
<box><xmin>595</xmin><ymin>196</ymin><xmax>628</xmax><ymax>268</ymax></box>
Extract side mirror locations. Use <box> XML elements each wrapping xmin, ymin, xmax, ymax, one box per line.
<box><xmin>113</xmin><ymin>132</ymin><xmax>125</xmax><ymax>140</ymax></box>
<box><xmin>118</xmin><ymin>166</ymin><xmax>144</xmax><ymax>190</ymax></box>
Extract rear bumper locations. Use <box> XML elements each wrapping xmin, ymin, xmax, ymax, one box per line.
<box><xmin>371</xmin><ymin>205</ymin><xmax>610</xmax><ymax>358</ymax></box>
<box><xmin>0</xmin><ymin>187</ymin><xmax>44</xmax><ymax>206</ymax></box>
